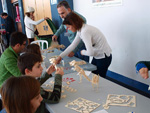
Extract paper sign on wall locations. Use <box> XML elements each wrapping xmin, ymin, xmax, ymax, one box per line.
<box><xmin>51</xmin><ymin>0</ymin><xmax>57</xmax><ymax>5</ymax></box>
<box><xmin>92</xmin><ymin>0</ymin><xmax>122</xmax><ymax>7</ymax></box>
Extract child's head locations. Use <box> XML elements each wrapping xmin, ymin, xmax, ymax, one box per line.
<box><xmin>25</xmin><ymin>44</ymin><xmax>42</xmax><ymax>61</ymax></box>
<box><xmin>0</xmin><ymin>76</ymin><xmax>43</xmax><ymax>113</ymax></box>
<box><xmin>17</xmin><ymin>53</ymin><xmax>43</xmax><ymax>77</ymax></box>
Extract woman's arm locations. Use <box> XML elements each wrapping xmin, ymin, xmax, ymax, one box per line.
<box><xmin>26</xmin><ymin>16</ymin><xmax>45</xmax><ymax>25</ymax></box>
<box><xmin>60</xmin><ymin>34</ymin><xmax>81</xmax><ymax>58</ymax></box>
<box><xmin>81</xmin><ymin>32</ymin><xmax>94</xmax><ymax>56</ymax></box>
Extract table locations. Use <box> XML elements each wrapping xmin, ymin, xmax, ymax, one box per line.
<box><xmin>42</xmin><ymin>49</ymin><xmax>97</xmax><ymax>74</ymax></box>
<box><xmin>42</xmin><ymin>72</ymin><xmax>150</xmax><ymax>113</ymax></box>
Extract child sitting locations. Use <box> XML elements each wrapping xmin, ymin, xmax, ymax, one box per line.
<box><xmin>17</xmin><ymin>52</ymin><xmax>64</xmax><ymax>104</ymax></box>
<box><xmin>25</xmin><ymin>43</ymin><xmax>43</xmax><ymax>61</ymax></box>
<box><xmin>0</xmin><ymin>76</ymin><xmax>44</xmax><ymax>113</ymax></box>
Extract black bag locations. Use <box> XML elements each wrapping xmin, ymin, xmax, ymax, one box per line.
<box><xmin>34</xmin><ymin>29</ymin><xmax>39</xmax><ymax>36</ymax></box>
<box><xmin>25</xmin><ymin>25</ymin><xmax>39</xmax><ymax>36</ymax></box>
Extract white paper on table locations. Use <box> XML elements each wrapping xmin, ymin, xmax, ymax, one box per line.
<box><xmin>84</xmin><ymin>71</ymin><xmax>91</xmax><ymax>76</ymax></box>
<box><xmin>92</xmin><ymin>109</ymin><xmax>108</xmax><ymax>113</ymax></box>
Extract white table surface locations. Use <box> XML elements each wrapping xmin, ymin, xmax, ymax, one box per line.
<box><xmin>42</xmin><ymin>49</ymin><xmax>97</xmax><ymax>74</ymax></box>
<box><xmin>42</xmin><ymin>72</ymin><xmax>150</xmax><ymax>113</ymax></box>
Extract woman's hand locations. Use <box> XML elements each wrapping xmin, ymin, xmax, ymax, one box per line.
<box><xmin>55</xmin><ymin>56</ymin><xmax>62</xmax><ymax>64</ymax></box>
<box><xmin>44</xmin><ymin>17</ymin><xmax>49</xmax><ymax>20</ymax></box>
<box><xmin>80</xmin><ymin>50</ymin><xmax>84</xmax><ymax>56</ymax></box>
<box><xmin>68</xmin><ymin>51</ymin><xmax>74</xmax><ymax>57</ymax></box>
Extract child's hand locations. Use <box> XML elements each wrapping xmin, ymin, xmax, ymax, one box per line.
<box><xmin>46</xmin><ymin>65</ymin><xmax>56</xmax><ymax>75</ymax></box>
<box><xmin>55</xmin><ymin>67</ymin><xmax>64</xmax><ymax>76</ymax></box>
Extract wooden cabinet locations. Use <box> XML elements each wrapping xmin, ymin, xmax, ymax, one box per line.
<box><xmin>22</xmin><ymin>0</ymin><xmax>53</xmax><ymax>35</ymax></box>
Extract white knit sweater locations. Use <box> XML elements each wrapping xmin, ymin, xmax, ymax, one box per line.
<box><xmin>60</xmin><ymin>24</ymin><xmax>112</xmax><ymax>59</ymax></box>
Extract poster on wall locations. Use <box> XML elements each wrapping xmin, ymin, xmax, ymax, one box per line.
<box><xmin>51</xmin><ymin>0</ymin><xmax>57</xmax><ymax>5</ymax></box>
<box><xmin>1</xmin><ymin>0</ymin><xmax>7</xmax><ymax>13</ymax></box>
<box><xmin>92</xmin><ymin>0</ymin><xmax>122</xmax><ymax>7</ymax></box>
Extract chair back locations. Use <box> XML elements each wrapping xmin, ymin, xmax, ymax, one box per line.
<box><xmin>31</xmin><ymin>40</ymin><xmax>48</xmax><ymax>50</ymax></box>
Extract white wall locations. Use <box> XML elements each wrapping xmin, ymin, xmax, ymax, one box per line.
<box><xmin>73</xmin><ymin>0</ymin><xmax>150</xmax><ymax>85</ymax></box>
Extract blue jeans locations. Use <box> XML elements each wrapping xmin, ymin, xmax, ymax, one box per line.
<box><xmin>92</xmin><ymin>54</ymin><xmax>112</xmax><ymax>78</ymax></box>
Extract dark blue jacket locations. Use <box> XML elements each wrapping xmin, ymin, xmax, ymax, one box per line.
<box><xmin>4</xmin><ymin>16</ymin><xmax>16</xmax><ymax>34</ymax></box>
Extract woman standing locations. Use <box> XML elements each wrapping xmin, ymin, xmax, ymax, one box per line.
<box><xmin>24</xmin><ymin>6</ymin><xmax>48</xmax><ymax>44</ymax></box>
<box><xmin>56</xmin><ymin>12</ymin><xmax>112</xmax><ymax>78</ymax></box>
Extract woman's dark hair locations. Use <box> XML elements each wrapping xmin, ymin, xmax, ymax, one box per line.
<box><xmin>0</xmin><ymin>76</ymin><xmax>40</xmax><ymax>113</ymax></box>
<box><xmin>25</xmin><ymin>12</ymin><xmax>34</xmax><ymax>17</ymax></box>
<box><xmin>63</xmin><ymin>12</ymin><xmax>84</xmax><ymax>31</ymax></box>
<box><xmin>25</xmin><ymin>12</ymin><xmax>31</xmax><ymax>17</ymax></box>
